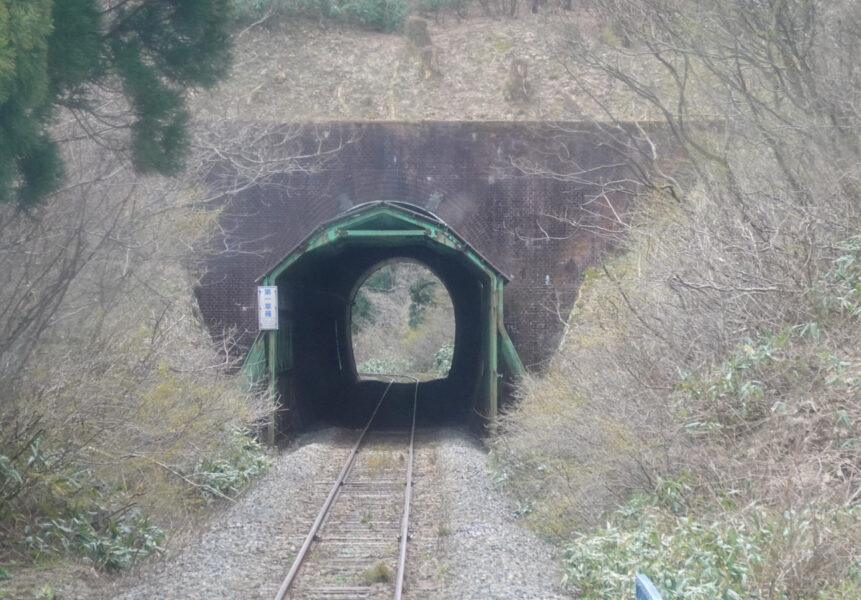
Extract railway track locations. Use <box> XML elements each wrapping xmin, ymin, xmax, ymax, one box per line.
<box><xmin>273</xmin><ymin>378</ymin><xmax>418</xmax><ymax>600</ymax></box>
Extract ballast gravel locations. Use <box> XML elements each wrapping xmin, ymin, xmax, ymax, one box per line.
<box><xmin>99</xmin><ymin>427</ymin><xmax>572</xmax><ymax>600</ymax></box>
<box><xmin>431</xmin><ymin>429</ymin><xmax>570</xmax><ymax>600</ymax></box>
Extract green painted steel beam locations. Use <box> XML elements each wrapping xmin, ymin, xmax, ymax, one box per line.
<box><xmin>488</xmin><ymin>275</ymin><xmax>500</xmax><ymax>422</ymax></box>
<box><xmin>268</xmin><ymin>207</ymin><xmax>499</xmax><ymax>284</ymax></box>
<box><xmin>255</xmin><ymin>203</ymin><xmax>526</xmax><ymax>433</ymax></box>
<box><xmin>241</xmin><ymin>333</ymin><xmax>267</xmax><ymax>387</ymax></box>
<box><xmin>498</xmin><ymin>330</ymin><xmax>526</xmax><ymax>379</ymax></box>
<box><xmin>496</xmin><ymin>275</ymin><xmax>526</xmax><ymax>379</ymax></box>
<box><xmin>339</xmin><ymin>229</ymin><xmax>428</xmax><ymax>237</ymax></box>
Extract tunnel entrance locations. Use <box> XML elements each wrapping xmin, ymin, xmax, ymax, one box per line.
<box><xmin>351</xmin><ymin>261</ymin><xmax>455</xmax><ymax>380</ymax></box>
<box><xmin>243</xmin><ymin>202</ymin><xmax>525</xmax><ymax>437</ymax></box>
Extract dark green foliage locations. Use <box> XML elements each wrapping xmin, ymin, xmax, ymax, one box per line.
<box><xmin>0</xmin><ymin>436</ymin><xmax>164</xmax><ymax>570</ymax></box>
<box><xmin>340</xmin><ymin>0</ymin><xmax>408</xmax><ymax>32</ymax></box>
<box><xmin>256</xmin><ymin>0</ymin><xmax>408</xmax><ymax>33</ymax></box>
<box><xmin>193</xmin><ymin>430</ymin><xmax>272</xmax><ymax>500</ymax></box>
<box><xmin>46</xmin><ymin>0</ymin><xmax>101</xmax><ymax>102</ymax></box>
<box><xmin>364</xmin><ymin>265</ymin><xmax>394</xmax><ymax>291</ymax></box>
<box><xmin>352</xmin><ymin>265</ymin><xmax>394</xmax><ymax>333</ymax></box>
<box><xmin>0</xmin><ymin>0</ymin><xmax>57</xmax><ymax>206</ymax></box>
<box><xmin>408</xmin><ymin>276</ymin><xmax>437</xmax><ymax>327</ymax></box>
<box><xmin>0</xmin><ymin>0</ymin><xmax>234</xmax><ymax>206</ymax></box>
<box><xmin>352</xmin><ymin>290</ymin><xmax>374</xmax><ymax>333</ymax></box>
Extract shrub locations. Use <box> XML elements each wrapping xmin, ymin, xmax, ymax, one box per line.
<box><xmin>408</xmin><ymin>275</ymin><xmax>439</xmax><ymax>327</ymax></box>
<box><xmin>193</xmin><ymin>431</ymin><xmax>272</xmax><ymax>500</ymax></box>
<box><xmin>1</xmin><ymin>437</ymin><xmax>164</xmax><ymax>570</ymax></box>
<box><xmin>242</xmin><ymin>0</ymin><xmax>409</xmax><ymax>32</ymax></box>
<box><xmin>432</xmin><ymin>341</ymin><xmax>454</xmax><ymax>375</ymax></box>
<box><xmin>357</xmin><ymin>355</ymin><xmax>416</xmax><ymax>374</ymax></box>
<box><xmin>561</xmin><ymin>483</ymin><xmax>860</xmax><ymax>600</ymax></box>
<box><xmin>340</xmin><ymin>0</ymin><xmax>409</xmax><ymax>32</ymax></box>
<box><xmin>234</xmin><ymin>0</ymin><xmax>276</xmax><ymax>19</ymax></box>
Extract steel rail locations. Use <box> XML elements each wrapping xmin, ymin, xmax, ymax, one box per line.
<box><xmin>393</xmin><ymin>375</ymin><xmax>418</xmax><ymax>600</ymax></box>
<box><xmin>272</xmin><ymin>378</ymin><xmax>395</xmax><ymax>600</ymax></box>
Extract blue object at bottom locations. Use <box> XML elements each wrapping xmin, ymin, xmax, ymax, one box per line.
<box><xmin>635</xmin><ymin>573</ymin><xmax>663</xmax><ymax>600</ymax></box>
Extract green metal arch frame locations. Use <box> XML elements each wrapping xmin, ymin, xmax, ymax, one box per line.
<box><xmin>244</xmin><ymin>202</ymin><xmax>525</xmax><ymax>434</ymax></box>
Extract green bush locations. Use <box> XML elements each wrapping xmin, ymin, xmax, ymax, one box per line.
<box><xmin>340</xmin><ymin>0</ymin><xmax>408</xmax><ymax>32</ymax></box>
<box><xmin>0</xmin><ymin>429</ymin><xmax>271</xmax><ymax>570</ymax></box>
<box><xmin>25</xmin><ymin>510</ymin><xmax>164</xmax><ymax>571</ymax></box>
<box><xmin>234</xmin><ymin>0</ymin><xmax>277</xmax><ymax>19</ymax></box>
<box><xmin>408</xmin><ymin>276</ymin><xmax>438</xmax><ymax>327</ymax></box>
<box><xmin>357</xmin><ymin>355</ymin><xmax>416</xmax><ymax>374</ymax></box>
<box><xmin>1</xmin><ymin>438</ymin><xmax>164</xmax><ymax>570</ymax></box>
<box><xmin>432</xmin><ymin>341</ymin><xmax>453</xmax><ymax>375</ymax></box>
<box><xmin>364</xmin><ymin>266</ymin><xmax>394</xmax><ymax>292</ymax></box>
<box><xmin>561</xmin><ymin>482</ymin><xmax>860</xmax><ymax>600</ymax></box>
<box><xmin>240</xmin><ymin>0</ymin><xmax>409</xmax><ymax>32</ymax></box>
<box><xmin>817</xmin><ymin>236</ymin><xmax>861</xmax><ymax>317</ymax></box>
<box><xmin>193</xmin><ymin>430</ymin><xmax>272</xmax><ymax>500</ymax></box>
<box><xmin>352</xmin><ymin>290</ymin><xmax>375</xmax><ymax>333</ymax></box>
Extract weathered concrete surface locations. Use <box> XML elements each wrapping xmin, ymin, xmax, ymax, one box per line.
<box><xmin>196</xmin><ymin>121</ymin><xmax>656</xmax><ymax>371</ymax></box>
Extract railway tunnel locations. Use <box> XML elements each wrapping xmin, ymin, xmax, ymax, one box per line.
<box><xmin>243</xmin><ymin>201</ymin><xmax>525</xmax><ymax>436</ymax></box>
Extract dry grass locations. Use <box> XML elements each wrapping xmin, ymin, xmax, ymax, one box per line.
<box><xmin>492</xmin><ymin>2</ymin><xmax>860</xmax><ymax>595</ymax></box>
<box><xmin>493</xmin><ymin>191</ymin><xmax>861</xmax><ymax>596</ymax></box>
<box><xmin>192</xmin><ymin>9</ymin><xmax>617</xmax><ymax>122</ymax></box>
<box><xmin>360</xmin><ymin>560</ymin><xmax>393</xmax><ymax>584</ymax></box>
<box><xmin>0</xmin><ymin>114</ymin><xmax>274</xmax><ymax>583</ymax></box>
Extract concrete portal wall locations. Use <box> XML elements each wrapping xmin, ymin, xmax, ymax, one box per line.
<box><xmin>196</xmin><ymin>121</ymin><xmax>645</xmax><ymax>369</ymax></box>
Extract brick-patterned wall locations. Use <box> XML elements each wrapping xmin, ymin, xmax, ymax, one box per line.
<box><xmin>195</xmin><ymin>122</ymin><xmax>650</xmax><ymax>369</ymax></box>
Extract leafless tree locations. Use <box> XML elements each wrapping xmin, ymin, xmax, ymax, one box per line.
<box><xmin>494</xmin><ymin>2</ymin><xmax>860</xmax><ymax>592</ymax></box>
<box><xmin>0</xmin><ymin>99</ymin><xmax>348</xmax><ymax>546</ymax></box>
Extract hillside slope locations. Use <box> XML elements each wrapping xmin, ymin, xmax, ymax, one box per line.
<box><xmin>192</xmin><ymin>11</ymin><xmax>615</xmax><ymax>122</ymax></box>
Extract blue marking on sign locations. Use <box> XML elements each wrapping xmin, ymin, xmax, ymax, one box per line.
<box><xmin>265</xmin><ymin>311</ymin><xmax>272</xmax><ymax>317</ymax></box>
<box><xmin>265</xmin><ymin>289</ymin><xmax>272</xmax><ymax>295</ymax></box>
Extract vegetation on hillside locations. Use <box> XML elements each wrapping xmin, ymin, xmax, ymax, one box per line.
<box><xmin>235</xmin><ymin>0</ymin><xmax>411</xmax><ymax>31</ymax></box>
<box><xmin>352</xmin><ymin>261</ymin><xmax>455</xmax><ymax>377</ymax></box>
<box><xmin>492</xmin><ymin>1</ymin><xmax>860</xmax><ymax>598</ymax></box>
<box><xmin>0</xmin><ymin>128</ymin><xmax>274</xmax><ymax>582</ymax></box>
<box><xmin>1</xmin><ymin>0</ymin><xmax>857</xmax><ymax>597</ymax></box>
<box><xmin>0</xmin><ymin>8</ymin><xmax>331</xmax><ymax>591</ymax></box>
<box><xmin>0</xmin><ymin>0</ymin><xmax>234</xmax><ymax>206</ymax></box>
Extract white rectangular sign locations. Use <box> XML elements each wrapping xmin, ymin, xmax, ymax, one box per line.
<box><xmin>257</xmin><ymin>286</ymin><xmax>279</xmax><ymax>330</ymax></box>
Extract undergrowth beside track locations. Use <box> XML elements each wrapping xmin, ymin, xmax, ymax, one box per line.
<box><xmin>492</xmin><ymin>2</ymin><xmax>861</xmax><ymax>596</ymax></box>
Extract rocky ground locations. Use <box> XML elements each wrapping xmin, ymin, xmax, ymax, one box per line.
<box><xmin>76</xmin><ymin>427</ymin><xmax>571</xmax><ymax>600</ymax></box>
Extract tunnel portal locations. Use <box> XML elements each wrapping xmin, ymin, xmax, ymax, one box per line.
<box><xmin>244</xmin><ymin>202</ymin><xmax>525</xmax><ymax>436</ymax></box>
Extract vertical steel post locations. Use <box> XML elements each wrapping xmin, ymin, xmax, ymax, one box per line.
<box><xmin>487</xmin><ymin>274</ymin><xmax>499</xmax><ymax>424</ymax></box>
<box><xmin>264</xmin><ymin>276</ymin><xmax>277</xmax><ymax>446</ymax></box>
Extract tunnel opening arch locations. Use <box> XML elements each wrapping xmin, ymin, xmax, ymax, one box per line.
<box><xmin>346</xmin><ymin>257</ymin><xmax>456</xmax><ymax>382</ymax></box>
<box><xmin>245</xmin><ymin>201</ymin><xmax>525</xmax><ymax>439</ymax></box>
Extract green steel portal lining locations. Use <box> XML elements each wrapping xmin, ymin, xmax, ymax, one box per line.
<box><xmin>243</xmin><ymin>201</ymin><xmax>525</xmax><ymax>428</ymax></box>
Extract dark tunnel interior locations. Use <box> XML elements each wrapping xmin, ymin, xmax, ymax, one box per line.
<box><xmin>273</xmin><ymin>239</ymin><xmax>491</xmax><ymax>434</ymax></box>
